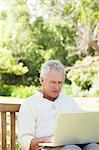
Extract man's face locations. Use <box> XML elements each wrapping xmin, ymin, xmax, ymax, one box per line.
<box><xmin>41</xmin><ymin>70</ymin><xmax>64</xmax><ymax>100</ymax></box>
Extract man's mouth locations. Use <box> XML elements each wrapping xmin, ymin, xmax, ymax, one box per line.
<box><xmin>52</xmin><ymin>91</ymin><xmax>59</xmax><ymax>93</ymax></box>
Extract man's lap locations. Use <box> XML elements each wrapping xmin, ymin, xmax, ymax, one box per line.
<box><xmin>40</xmin><ymin>143</ymin><xmax>99</xmax><ymax>150</ymax></box>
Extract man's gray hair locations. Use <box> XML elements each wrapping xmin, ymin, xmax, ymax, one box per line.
<box><xmin>40</xmin><ymin>60</ymin><xmax>65</xmax><ymax>79</ymax></box>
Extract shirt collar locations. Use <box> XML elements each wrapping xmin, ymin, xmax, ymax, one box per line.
<box><xmin>35</xmin><ymin>89</ymin><xmax>62</xmax><ymax>102</ymax></box>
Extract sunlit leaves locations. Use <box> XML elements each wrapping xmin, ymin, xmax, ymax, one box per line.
<box><xmin>67</xmin><ymin>56</ymin><xmax>99</xmax><ymax>96</ymax></box>
<box><xmin>0</xmin><ymin>49</ymin><xmax>28</xmax><ymax>75</ymax></box>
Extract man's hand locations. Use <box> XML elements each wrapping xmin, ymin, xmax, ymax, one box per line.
<box><xmin>30</xmin><ymin>136</ymin><xmax>52</xmax><ymax>150</ymax></box>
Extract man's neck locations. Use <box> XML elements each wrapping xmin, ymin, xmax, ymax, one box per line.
<box><xmin>39</xmin><ymin>89</ymin><xmax>57</xmax><ymax>101</ymax></box>
<box><xmin>43</xmin><ymin>93</ymin><xmax>57</xmax><ymax>101</ymax></box>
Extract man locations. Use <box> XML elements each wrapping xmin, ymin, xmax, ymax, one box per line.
<box><xmin>18</xmin><ymin>60</ymin><xmax>99</xmax><ymax>150</ymax></box>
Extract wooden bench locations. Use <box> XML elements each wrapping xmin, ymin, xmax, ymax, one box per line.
<box><xmin>0</xmin><ymin>99</ymin><xmax>23</xmax><ymax>150</ymax></box>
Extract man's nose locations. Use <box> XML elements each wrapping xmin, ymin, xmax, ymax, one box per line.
<box><xmin>54</xmin><ymin>83</ymin><xmax>60</xmax><ymax>90</ymax></box>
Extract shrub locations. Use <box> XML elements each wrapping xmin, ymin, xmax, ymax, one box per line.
<box><xmin>0</xmin><ymin>84</ymin><xmax>37</xmax><ymax>98</ymax></box>
<box><xmin>0</xmin><ymin>83</ymin><xmax>13</xmax><ymax>96</ymax></box>
<box><xmin>11</xmin><ymin>85</ymin><xmax>37</xmax><ymax>98</ymax></box>
<box><xmin>62</xmin><ymin>84</ymin><xmax>73</xmax><ymax>96</ymax></box>
<box><xmin>67</xmin><ymin>56</ymin><xmax>99</xmax><ymax>97</ymax></box>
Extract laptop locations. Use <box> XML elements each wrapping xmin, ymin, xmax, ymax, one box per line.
<box><xmin>39</xmin><ymin>111</ymin><xmax>99</xmax><ymax>147</ymax></box>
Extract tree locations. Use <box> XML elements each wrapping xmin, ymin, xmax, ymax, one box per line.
<box><xmin>0</xmin><ymin>0</ymin><xmax>45</xmax><ymax>85</ymax></box>
<box><xmin>28</xmin><ymin>0</ymin><xmax>99</xmax><ymax>56</ymax></box>
<box><xmin>0</xmin><ymin>0</ymin><xmax>98</xmax><ymax>87</ymax></box>
<box><xmin>0</xmin><ymin>48</ymin><xmax>28</xmax><ymax>75</ymax></box>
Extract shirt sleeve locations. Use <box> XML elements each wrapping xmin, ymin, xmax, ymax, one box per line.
<box><xmin>18</xmin><ymin>100</ymin><xmax>37</xmax><ymax>150</ymax></box>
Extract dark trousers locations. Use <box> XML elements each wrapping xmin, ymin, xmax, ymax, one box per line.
<box><xmin>39</xmin><ymin>143</ymin><xmax>99</xmax><ymax>150</ymax></box>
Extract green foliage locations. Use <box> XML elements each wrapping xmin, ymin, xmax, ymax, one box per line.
<box><xmin>0</xmin><ymin>49</ymin><xmax>28</xmax><ymax>75</ymax></box>
<box><xmin>23</xmin><ymin>47</ymin><xmax>44</xmax><ymax>86</ymax></box>
<box><xmin>0</xmin><ymin>14</ymin><xmax>78</xmax><ymax>86</ymax></box>
<box><xmin>0</xmin><ymin>11</ymin><xmax>7</xmax><ymax>20</ymax></box>
<box><xmin>67</xmin><ymin>57</ymin><xmax>99</xmax><ymax>97</ymax></box>
<box><xmin>31</xmin><ymin>17</ymin><xmax>78</xmax><ymax>66</ymax></box>
<box><xmin>0</xmin><ymin>83</ymin><xmax>37</xmax><ymax>98</ymax></box>
<box><xmin>0</xmin><ymin>0</ymin><xmax>30</xmax><ymax>83</ymax></box>
<box><xmin>11</xmin><ymin>85</ymin><xmax>36</xmax><ymax>98</ymax></box>
<box><xmin>0</xmin><ymin>0</ymin><xmax>99</xmax><ymax>97</ymax></box>
<box><xmin>78</xmin><ymin>0</ymin><xmax>99</xmax><ymax>26</ymax></box>
<box><xmin>62</xmin><ymin>84</ymin><xmax>73</xmax><ymax>96</ymax></box>
<box><xmin>0</xmin><ymin>83</ymin><xmax>14</xmax><ymax>96</ymax></box>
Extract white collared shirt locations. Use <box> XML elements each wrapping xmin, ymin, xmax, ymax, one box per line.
<box><xmin>18</xmin><ymin>91</ymin><xmax>82</xmax><ymax>150</ymax></box>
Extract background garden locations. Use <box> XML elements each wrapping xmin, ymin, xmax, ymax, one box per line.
<box><xmin>0</xmin><ymin>0</ymin><xmax>99</xmax><ymax>149</ymax></box>
<box><xmin>0</xmin><ymin>0</ymin><xmax>99</xmax><ymax>98</ymax></box>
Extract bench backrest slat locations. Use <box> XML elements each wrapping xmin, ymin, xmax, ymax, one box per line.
<box><xmin>0</xmin><ymin>104</ymin><xmax>20</xmax><ymax>112</ymax></box>
<box><xmin>0</xmin><ymin>100</ymin><xmax>23</xmax><ymax>150</ymax></box>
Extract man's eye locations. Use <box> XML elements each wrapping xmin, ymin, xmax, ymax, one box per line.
<box><xmin>51</xmin><ymin>81</ymin><xmax>55</xmax><ymax>84</ymax></box>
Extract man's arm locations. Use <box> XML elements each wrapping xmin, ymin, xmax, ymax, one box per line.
<box><xmin>30</xmin><ymin>136</ymin><xmax>52</xmax><ymax>150</ymax></box>
<box><xmin>18</xmin><ymin>100</ymin><xmax>39</xmax><ymax>150</ymax></box>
